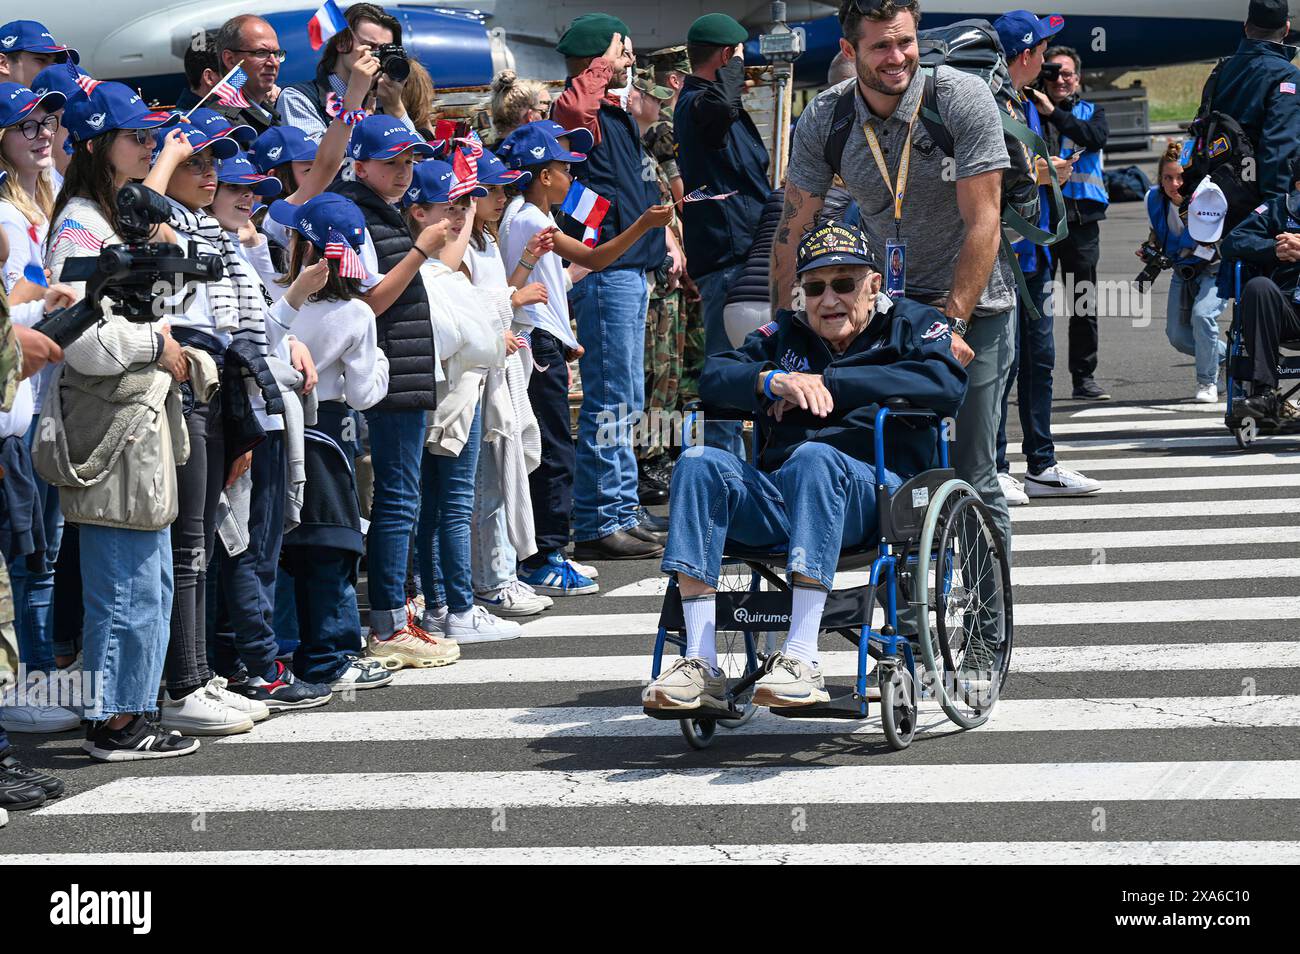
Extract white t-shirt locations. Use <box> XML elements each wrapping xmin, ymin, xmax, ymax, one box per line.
<box><xmin>464</xmin><ymin>234</ymin><xmax>509</xmax><ymax>289</ymax></box>
<box><xmin>501</xmin><ymin>201</ymin><xmax>575</xmax><ymax>350</ymax></box>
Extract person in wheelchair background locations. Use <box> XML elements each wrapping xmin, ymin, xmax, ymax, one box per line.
<box><xmin>1220</xmin><ymin>158</ymin><xmax>1300</xmax><ymax>422</ymax></box>
<box><xmin>643</xmin><ymin>221</ymin><xmax>967</xmax><ymax>714</ymax></box>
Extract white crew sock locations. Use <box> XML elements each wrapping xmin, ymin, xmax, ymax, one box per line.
<box><xmin>682</xmin><ymin>595</ymin><xmax>718</xmax><ymax>669</ymax></box>
<box><xmin>784</xmin><ymin>586</ymin><xmax>827</xmax><ymax>666</ymax></box>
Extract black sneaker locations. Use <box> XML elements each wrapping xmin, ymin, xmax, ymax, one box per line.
<box><xmin>82</xmin><ymin>715</ymin><xmax>201</xmax><ymax>762</ymax></box>
<box><xmin>1072</xmin><ymin>379</ymin><xmax>1110</xmax><ymax>401</ymax></box>
<box><xmin>0</xmin><ymin>747</ymin><xmax>65</xmax><ymax>799</ymax></box>
<box><xmin>1240</xmin><ymin>391</ymin><xmax>1279</xmax><ymax>421</ymax></box>
<box><xmin>635</xmin><ymin>506</ymin><xmax>670</xmax><ymax>532</ymax></box>
<box><xmin>0</xmin><ymin>775</ymin><xmax>45</xmax><ymax>810</ymax></box>
<box><xmin>228</xmin><ymin>660</ymin><xmax>332</xmax><ymax>712</ymax></box>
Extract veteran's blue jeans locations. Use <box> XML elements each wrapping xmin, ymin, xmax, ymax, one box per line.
<box><xmin>571</xmin><ymin>268</ymin><xmax>649</xmax><ymax>541</ymax></box>
<box><xmin>362</xmin><ymin>408</ymin><xmax>426</xmax><ymax>637</ymax></box>
<box><xmin>660</xmin><ymin>443</ymin><xmax>899</xmax><ymax>590</ymax></box>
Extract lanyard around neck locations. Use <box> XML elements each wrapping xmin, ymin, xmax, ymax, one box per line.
<box><xmin>861</xmin><ymin>95</ymin><xmax>923</xmax><ymax>235</ymax></box>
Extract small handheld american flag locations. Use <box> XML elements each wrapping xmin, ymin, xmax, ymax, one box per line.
<box><xmin>448</xmin><ymin>132</ymin><xmax>484</xmax><ymax>201</ymax></box>
<box><xmin>212</xmin><ymin>65</ymin><xmax>251</xmax><ymax>109</ymax></box>
<box><xmin>53</xmin><ymin>219</ymin><xmax>103</xmax><ymax>253</ymax></box>
<box><xmin>324</xmin><ymin>228</ymin><xmax>367</xmax><ymax>279</ymax></box>
<box><xmin>73</xmin><ymin>72</ymin><xmax>100</xmax><ymax>96</ymax></box>
<box><xmin>680</xmin><ymin>187</ymin><xmax>737</xmax><ymax>204</ymax></box>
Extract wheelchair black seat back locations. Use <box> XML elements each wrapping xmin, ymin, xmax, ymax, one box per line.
<box><xmin>648</xmin><ymin>399</ymin><xmax>1013</xmax><ymax>752</ymax></box>
<box><xmin>1225</xmin><ymin>262</ymin><xmax>1300</xmax><ymax>447</ymax></box>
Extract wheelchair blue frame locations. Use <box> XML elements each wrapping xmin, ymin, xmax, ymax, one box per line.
<box><xmin>650</xmin><ymin>404</ymin><xmax>951</xmax><ymax>721</ymax></box>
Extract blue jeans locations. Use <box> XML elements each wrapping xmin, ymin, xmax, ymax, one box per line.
<box><xmin>79</xmin><ymin>524</ymin><xmax>172</xmax><ymax>718</ymax></box>
<box><xmin>572</xmin><ymin>268</ymin><xmax>649</xmax><ymax>541</ymax></box>
<box><xmin>696</xmin><ymin>263</ymin><xmax>746</xmax><ymax>456</ymax></box>
<box><xmin>1167</xmin><ymin>268</ymin><xmax>1228</xmax><ymax>387</ymax></box>
<box><xmin>10</xmin><ymin>418</ymin><xmax>67</xmax><ymax>671</ymax></box>
<box><xmin>416</xmin><ymin>405</ymin><xmax>482</xmax><ymax>614</ymax></box>
<box><xmin>363</xmin><ymin>408</ymin><xmax>426</xmax><ymax>636</ymax></box>
<box><xmin>997</xmin><ymin>268</ymin><xmax>1056</xmax><ymax>475</ymax></box>
<box><xmin>660</xmin><ymin>443</ymin><xmax>898</xmax><ymax>590</ymax></box>
<box><xmin>283</xmin><ymin>546</ymin><xmax>361</xmax><ymax>684</ymax></box>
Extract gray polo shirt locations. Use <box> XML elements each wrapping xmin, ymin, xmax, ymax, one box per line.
<box><xmin>788</xmin><ymin>67</ymin><xmax>1014</xmax><ymax>317</ymax></box>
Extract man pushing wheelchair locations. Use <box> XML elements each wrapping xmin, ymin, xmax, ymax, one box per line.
<box><xmin>643</xmin><ymin>221</ymin><xmax>968</xmax><ymax>714</ymax></box>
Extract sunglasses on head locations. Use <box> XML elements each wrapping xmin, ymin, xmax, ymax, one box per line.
<box><xmin>841</xmin><ymin>0</ymin><xmax>918</xmax><ymax>15</ymax></box>
<box><xmin>802</xmin><ymin>276</ymin><xmax>861</xmax><ymax>297</ymax></box>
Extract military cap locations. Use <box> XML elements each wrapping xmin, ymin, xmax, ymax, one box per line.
<box><xmin>647</xmin><ymin>45</ymin><xmax>690</xmax><ymax>75</ymax></box>
<box><xmin>555</xmin><ymin>13</ymin><xmax>632</xmax><ymax>57</ymax></box>
<box><xmin>686</xmin><ymin>13</ymin><xmax>749</xmax><ymax>46</ymax></box>
<box><xmin>634</xmin><ymin>69</ymin><xmax>673</xmax><ymax>101</ymax></box>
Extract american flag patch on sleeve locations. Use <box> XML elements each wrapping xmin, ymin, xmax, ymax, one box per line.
<box><xmin>1255</xmin><ymin>203</ymin><xmax>1270</xmax><ymax>214</ymax></box>
<box><xmin>1283</xmin><ymin>82</ymin><xmax>1296</xmax><ymax>95</ymax></box>
<box><xmin>757</xmin><ymin>321</ymin><xmax>778</xmax><ymax>337</ymax></box>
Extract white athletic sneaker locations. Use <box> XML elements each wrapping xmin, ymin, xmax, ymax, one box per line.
<box><xmin>568</xmin><ymin>559</ymin><xmax>599</xmax><ymax>580</ymax></box>
<box><xmin>203</xmin><ymin>676</ymin><xmax>269</xmax><ymax>723</ymax></box>
<box><xmin>1024</xmin><ymin>464</ymin><xmax>1102</xmax><ymax>498</ymax></box>
<box><xmin>330</xmin><ymin>657</ymin><xmax>394</xmax><ymax>691</ymax></box>
<box><xmin>0</xmin><ymin>704</ymin><xmax>81</xmax><ymax>734</ymax></box>
<box><xmin>642</xmin><ymin>658</ymin><xmax>728</xmax><ymax>712</ymax></box>
<box><xmin>445</xmin><ymin>605</ymin><xmax>523</xmax><ymax>644</ymax></box>
<box><xmin>518</xmin><ymin>579</ymin><xmax>553</xmax><ymax>609</ymax></box>
<box><xmin>752</xmin><ymin>653</ymin><xmax>831</xmax><ymax>708</ymax></box>
<box><xmin>421</xmin><ymin>604</ymin><xmax>449</xmax><ymax>635</ymax></box>
<box><xmin>476</xmin><ymin>580</ymin><xmax>551</xmax><ymax>617</ymax></box>
<box><xmin>159</xmin><ymin>687</ymin><xmax>255</xmax><ymax>736</ymax></box>
<box><xmin>1194</xmin><ymin>383</ymin><xmax>1218</xmax><ymax>404</ymax></box>
<box><xmin>997</xmin><ymin>471</ymin><xmax>1030</xmax><ymax>506</ymax></box>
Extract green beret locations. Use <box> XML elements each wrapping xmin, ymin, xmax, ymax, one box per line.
<box><xmin>686</xmin><ymin>13</ymin><xmax>749</xmax><ymax>46</ymax></box>
<box><xmin>647</xmin><ymin>45</ymin><xmax>690</xmax><ymax>75</ymax></box>
<box><xmin>555</xmin><ymin>13</ymin><xmax>632</xmax><ymax>57</ymax></box>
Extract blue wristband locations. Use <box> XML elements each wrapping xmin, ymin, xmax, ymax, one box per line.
<box><xmin>763</xmin><ymin>369</ymin><xmax>786</xmax><ymax>401</ymax></box>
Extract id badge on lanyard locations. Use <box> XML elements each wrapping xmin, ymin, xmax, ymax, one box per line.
<box><xmin>862</xmin><ymin>98</ymin><xmax>922</xmax><ymax>297</ymax></box>
<box><xmin>885</xmin><ymin>240</ymin><xmax>907</xmax><ymax>297</ymax></box>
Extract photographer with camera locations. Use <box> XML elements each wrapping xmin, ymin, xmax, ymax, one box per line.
<box><xmin>1144</xmin><ymin>143</ymin><xmax>1228</xmax><ymax>403</ymax></box>
<box><xmin>38</xmin><ymin>82</ymin><xmax>203</xmax><ymax>761</ymax></box>
<box><xmin>277</xmin><ymin>3</ymin><xmax>416</xmax><ymax>145</ymax></box>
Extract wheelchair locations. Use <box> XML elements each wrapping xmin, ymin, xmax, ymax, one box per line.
<box><xmin>1225</xmin><ymin>262</ymin><xmax>1300</xmax><ymax>448</ymax></box>
<box><xmin>645</xmin><ymin>399</ymin><xmax>1013</xmax><ymax>751</ymax></box>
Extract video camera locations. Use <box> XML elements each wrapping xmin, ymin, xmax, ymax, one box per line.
<box><xmin>33</xmin><ymin>184</ymin><xmax>224</xmax><ymax>348</ymax></box>
<box><xmin>372</xmin><ymin>43</ymin><xmax>410</xmax><ymax>82</ymax></box>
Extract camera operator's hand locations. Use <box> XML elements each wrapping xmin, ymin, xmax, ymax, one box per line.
<box><xmin>41</xmin><ymin>283</ymin><xmax>77</xmax><ymax>314</ymax></box>
<box><xmin>1026</xmin><ymin>87</ymin><xmax>1054</xmax><ymax>116</ymax></box>
<box><xmin>348</xmin><ymin>46</ymin><xmax>380</xmax><ymax>110</ymax></box>
<box><xmin>1276</xmin><ymin>233</ymin><xmax>1300</xmax><ymax>263</ymax></box>
<box><xmin>290</xmin><ymin>339</ymin><xmax>317</xmax><ymax>395</ymax></box>
<box><xmin>376</xmin><ymin>71</ymin><xmax>406</xmax><ymax>120</ymax></box>
<box><xmin>157</xmin><ymin>325</ymin><xmax>189</xmax><ymax>383</ymax></box>
<box><xmin>285</xmin><ymin>259</ymin><xmax>330</xmax><ymax>310</ymax></box>
<box><xmin>415</xmin><ymin>220</ymin><xmax>452</xmax><ymax>258</ymax></box>
<box><xmin>13</xmin><ymin>326</ymin><xmax>62</xmax><ymax>380</ymax></box>
<box><xmin>226</xmin><ymin>450</ymin><xmax>252</xmax><ymax>490</ymax></box>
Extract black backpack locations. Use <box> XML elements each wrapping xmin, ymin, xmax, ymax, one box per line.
<box><xmin>1179</xmin><ymin>58</ymin><xmax>1260</xmax><ymax>233</ymax></box>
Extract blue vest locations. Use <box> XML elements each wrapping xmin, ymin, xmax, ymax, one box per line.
<box><xmin>1145</xmin><ymin>186</ymin><xmax>1199</xmax><ymax>262</ymax></box>
<box><xmin>1011</xmin><ymin>95</ymin><xmax>1052</xmax><ymax>276</ymax></box>
<box><xmin>1057</xmin><ymin>100</ymin><xmax>1109</xmax><ymax>207</ymax></box>
<box><xmin>564</xmin><ymin>94</ymin><xmax>666</xmax><ymax>273</ymax></box>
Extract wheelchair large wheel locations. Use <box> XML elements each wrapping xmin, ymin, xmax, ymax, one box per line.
<box><xmin>715</xmin><ymin>565</ymin><xmax>761</xmax><ymax>730</ymax></box>
<box><xmin>915</xmin><ymin>479</ymin><xmax>1013</xmax><ymax>730</ymax></box>
<box><xmin>879</xmin><ymin>663</ymin><xmax>917</xmax><ymax>750</ymax></box>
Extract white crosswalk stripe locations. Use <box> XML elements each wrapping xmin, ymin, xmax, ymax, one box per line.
<box><xmin>7</xmin><ymin>404</ymin><xmax>1299</xmax><ymax>865</ymax></box>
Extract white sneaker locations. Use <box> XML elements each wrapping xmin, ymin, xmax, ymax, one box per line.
<box><xmin>1024</xmin><ymin>464</ymin><xmax>1102</xmax><ymax>498</ymax></box>
<box><xmin>445</xmin><ymin>605</ymin><xmax>524</xmax><ymax>644</ymax></box>
<box><xmin>997</xmin><ymin>472</ymin><xmax>1030</xmax><ymax>506</ymax></box>
<box><xmin>160</xmin><ymin>687</ymin><xmax>255</xmax><ymax>736</ymax></box>
<box><xmin>568</xmin><ymin>558</ymin><xmax>599</xmax><ymax>580</ymax></box>
<box><xmin>421</xmin><ymin>604</ymin><xmax>449</xmax><ymax>635</ymax></box>
<box><xmin>1194</xmin><ymin>383</ymin><xmax>1218</xmax><ymax>404</ymax></box>
<box><xmin>752</xmin><ymin>653</ymin><xmax>830</xmax><ymax>708</ymax></box>
<box><xmin>476</xmin><ymin>580</ymin><xmax>550</xmax><ymax>617</ymax></box>
<box><xmin>516</xmin><ymin>579</ymin><xmax>553</xmax><ymax>609</ymax></box>
<box><xmin>330</xmin><ymin>657</ymin><xmax>394</xmax><ymax>691</ymax></box>
<box><xmin>0</xmin><ymin>704</ymin><xmax>81</xmax><ymax>734</ymax></box>
<box><xmin>203</xmin><ymin>676</ymin><xmax>269</xmax><ymax>724</ymax></box>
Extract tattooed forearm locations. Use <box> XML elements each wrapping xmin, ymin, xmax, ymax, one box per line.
<box><xmin>769</xmin><ymin>184</ymin><xmax>825</xmax><ymax>310</ymax></box>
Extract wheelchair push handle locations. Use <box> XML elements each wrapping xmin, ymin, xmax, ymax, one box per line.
<box><xmin>873</xmin><ymin>399</ymin><xmax>951</xmax><ymax>482</ymax></box>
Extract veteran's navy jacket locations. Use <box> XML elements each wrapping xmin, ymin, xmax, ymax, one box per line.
<box><xmin>700</xmin><ymin>295</ymin><xmax>968</xmax><ymax>476</ymax></box>
<box><xmin>1220</xmin><ymin>190</ymin><xmax>1300</xmax><ymax>296</ymax></box>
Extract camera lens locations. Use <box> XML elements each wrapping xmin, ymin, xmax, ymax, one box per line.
<box><xmin>382</xmin><ymin>52</ymin><xmax>410</xmax><ymax>82</ymax></box>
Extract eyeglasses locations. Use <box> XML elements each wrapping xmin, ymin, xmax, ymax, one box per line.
<box><xmin>801</xmin><ymin>276</ymin><xmax>862</xmax><ymax>298</ymax></box>
<box><xmin>180</xmin><ymin>156</ymin><xmax>217</xmax><ymax>175</ymax></box>
<box><xmin>123</xmin><ymin>127</ymin><xmax>154</xmax><ymax>146</ymax></box>
<box><xmin>231</xmin><ymin>48</ymin><xmax>286</xmax><ymax>63</ymax></box>
<box><xmin>1055</xmin><ymin>70</ymin><xmax>1078</xmax><ymax>80</ymax></box>
<box><xmin>16</xmin><ymin>115</ymin><xmax>58</xmax><ymax>140</ymax></box>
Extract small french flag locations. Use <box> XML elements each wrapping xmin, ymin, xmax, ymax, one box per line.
<box><xmin>309</xmin><ymin>0</ymin><xmax>349</xmax><ymax>52</ymax></box>
<box><xmin>559</xmin><ymin>180</ymin><xmax>610</xmax><ymax>248</ymax></box>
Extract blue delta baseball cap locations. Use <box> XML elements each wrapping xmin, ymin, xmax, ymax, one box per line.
<box><xmin>348</xmin><ymin>115</ymin><xmax>437</xmax><ymax>161</ymax></box>
<box><xmin>0</xmin><ymin>82</ymin><xmax>64</xmax><ymax>127</ymax></box>
<box><xmin>217</xmin><ymin>152</ymin><xmax>282</xmax><ymax>197</ymax></box>
<box><xmin>267</xmin><ymin>193</ymin><xmax>367</xmax><ymax>251</ymax></box>
<box><xmin>152</xmin><ymin>122</ymin><xmax>240</xmax><ymax>161</ymax></box>
<box><xmin>30</xmin><ymin>62</ymin><xmax>92</xmax><ymax>108</ymax></box>
<box><xmin>0</xmin><ymin>20</ymin><xmax>78</xmax><ymax>63</ymax></box>
<box><xmin>62</xmin><ymin>82</ymin><xmax>174</xmax><ymax>143</ymax></box>
<box><xmin>401</xmin><ymin>159</ymin><xmax>488</xmax><ymax>207</ymax></box>
<box><xmin>250</xmin><ymin>126</ymin><xmax>318</xmax><ymax>173</ymax></box>
<box><xmin>993</xmin><ymin>10</ymin><xmax>1065</xmax><ymax>60</ymax></box>
<box><xmin>476</xmin><ymin>148</ymin><xmax>531</xmax><ymax>188</ymax></box>
<box><xmin>188</xmin><ymin>107</ymin><xmax>257</xmax><ymax>147</ymax></box>
<box><xmin>497</xmin><ymin>124</ymin><xmax>587</xmax><ymax>171</ymax></box>
<box><xmin>527</xmin><ymin>119</ymin><xmax>594</xmax><ymax>156</ymax></box>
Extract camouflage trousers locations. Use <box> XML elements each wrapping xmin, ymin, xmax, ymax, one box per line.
<box><xmin>679</xmin><ymin>295</ymin><xmax>705</xmax><ymax>404</ymax></box>
<box><xmin>641</xmin><ymin>290</ymin><xmax>685</xmax><ymax>459</ymax></box>
<box><xmin>0</xmin><ymin>561</ymin><xmax>15</xmax><ymax>688</ymax></box>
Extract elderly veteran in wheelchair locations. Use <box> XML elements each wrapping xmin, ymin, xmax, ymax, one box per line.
<box><xmin>642</xmin><ymin>221</ymin><xmax>968</xmax><ymax>713</ymax></box>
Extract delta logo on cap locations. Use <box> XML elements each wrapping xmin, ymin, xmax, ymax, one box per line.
<box><xmin>1188</xmin><ymin>178</ymin><xmax>1228</xmax><ymax>244</ymax></box>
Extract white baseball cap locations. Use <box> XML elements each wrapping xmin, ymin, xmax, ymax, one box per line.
<box><xmin>1188</xmin><ymin>178</ymin><xmax>1228</xmax><ymax>244</ymax></box>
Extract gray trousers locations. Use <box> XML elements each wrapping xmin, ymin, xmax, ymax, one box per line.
<box><xmin>952</xmin><ymin>308</ymin><xmax>1015</xmax><ymax>555</ymax></box>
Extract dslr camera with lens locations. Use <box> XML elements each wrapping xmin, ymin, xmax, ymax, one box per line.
<box><xmin>1133</xmin><ymin>242</ymin><xmax>1175</xmax><ymax>291</ymax></box>
<box><xmin>372</xmin><ymin>43</ymin><xmax>410</xmax><ymax>82</ymax></box>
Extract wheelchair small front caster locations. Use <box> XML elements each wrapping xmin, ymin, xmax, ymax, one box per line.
<box><xmin>1234</xmin><ymin>417</ymin><xmax>1258</xmax><ymax>449</ymax></box>
<box><xmin>880</xmin><ymin>664</ymin><xmax>917</xmax><ymax>750</ymax></box>
<box><xmin>681</xmin><ymin>717</ymin><xmax>717</xmax><ymax>749</ymax></box>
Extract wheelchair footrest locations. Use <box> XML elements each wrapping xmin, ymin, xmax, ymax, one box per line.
<box><xmin>768</xmin><ymin>692</ymin><xmax>868</xmax><ymax>720</ymax></box>
<box><xmin>642</xmin><ymin>705</ymin><xmax>745</xmax><ymax>723</ymax></box>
